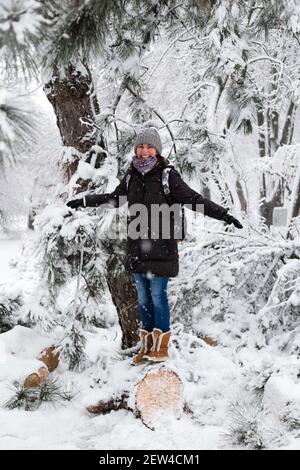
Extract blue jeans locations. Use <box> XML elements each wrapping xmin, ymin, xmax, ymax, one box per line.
<box><xmin>133</xmin><ymin>273</ymin><xmax>170</xmax><ymax>333</ymax></box>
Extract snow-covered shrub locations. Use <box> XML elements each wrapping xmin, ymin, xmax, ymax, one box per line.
<box><xmin>0</xmin><ymin>285</ymin><xmax>23</xmax><ymax>333</ymax></box>
<box><xmin>241</xmin><ymin>355</ymin><xmax>280</xmax><ymax>394</ymax></box>
<box><xmin>19</xmin><ymin>203</ymin><xmax>113</xmax><ymax>369</ymax></box>
<box><xmin>263</xmin><ymin>374</ymin><xmax>300</xmax><ymax>433</ymax></box>
<box><xmin>170</xmin><ymin>229</ymin><xmax>300</xmax><ymax>349</ymax></box>
<box><xmin>21</xmin><ymin>281</ymin><xmax>62</xmax><ymax>332</ymax></box>
<box><xmin>25</xmin><ymin>206</ymin><xmax>108</xmax><ymax>317</ymax></box>
<box><xmin>58</xmin><ymin>318</ymin><xmax>88</xmax><ymax>371</ymax></box>
<box><xmin>226</xmin><ymin>392</ymin><xmax>287</xmax><ymax>449</ymax></box>
<box><xmin>257</xmin><ymin>259</ymin><xmax>300</xmax><ymax>349</ymax></box>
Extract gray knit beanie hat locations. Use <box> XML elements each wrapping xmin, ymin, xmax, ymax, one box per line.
<box><xmin>134</xmin><ymin>127</ymin><xmax>162</xmax><ymax>155</ymax></box>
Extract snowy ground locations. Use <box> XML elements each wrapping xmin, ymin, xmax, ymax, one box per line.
<box><xmin>0</xmin><ymin>237</ymin><xmax>24</xmax><ymax>284</ymax></box>
<box><xmin>1</xmin><ymin>235</ymin><xmax>300</xmax><ymax>450</ymax></box>
<box><xmin>0</xmin><ymin>234</ymin><xmax>228</xmax><ymax>450</ymax></box>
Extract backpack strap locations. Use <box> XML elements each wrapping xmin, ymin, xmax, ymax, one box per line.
<box><xmin>126</xmin><ymin>165</ymin><xmax>173</xmax><ymax>201</ymax></box>
<box><xmin>161</xmin><ymin>166</ymin><xmax>173</xmax><ymax>204</ymax></box>
<box><xmin>162</xmin><ymin>165</ymin><xmax>186</xmax><ymax>241</ymax></box>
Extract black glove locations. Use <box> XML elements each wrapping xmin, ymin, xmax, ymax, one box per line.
<box><xmin>66</xmin><ymin>198</ymin><xmax>84</xmax><ymax>209</ymax></box>
<box><xmin>222</xmin><ymin>213</ymin><xmax>243</xmax><ymax>229</ymax></box>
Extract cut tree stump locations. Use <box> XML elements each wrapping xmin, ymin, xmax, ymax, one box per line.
<box><xmin>86</xmin><ymin>366</ymin><xmax>183</xmax><ymax>430</ymax></box>
<box><xmin>134</xmin><ymin>367</ymin><xmax>183</xmax><ymax>430</ymax></box>
<box><xmin>23</xmin><ymin>367</ymin><xmax>49</xmax><ymax>388</ymax></box>
<box><xmin>24</xmin><ymin>373</ymin><xmax>42</xmax><ymax>388</ymax></box>
<box><xmin>23</xmin><ymin>345</ymin><xmax>59</xmax><ymax>389</ymax></box>
<box><xmin>38</xmin><ymin>346</ymin><xmax>60</xmax><ymax>373</ymax></box>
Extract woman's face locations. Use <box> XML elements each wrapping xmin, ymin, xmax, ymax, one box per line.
<box><xmin>136</xmin><ymin>144</ymin><xmax>157</xmax><ymax>159</ymax></box>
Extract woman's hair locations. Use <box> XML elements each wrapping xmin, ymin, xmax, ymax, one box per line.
<box><xmin>157</xmin><ymin>154</ymin><xmax>168</xmax><ymax>167</ymax></box>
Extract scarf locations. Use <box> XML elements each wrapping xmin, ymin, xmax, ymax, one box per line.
<box><xmin>132</xmin><ymin>155</ymin><xmax>158</xmax><ymax>174</ymax></box>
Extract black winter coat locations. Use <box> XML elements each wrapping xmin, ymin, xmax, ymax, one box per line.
<box><xmin>84</xmin><ymin>156</ymin><xmax>227</xmax><ymax>277</ymax></box>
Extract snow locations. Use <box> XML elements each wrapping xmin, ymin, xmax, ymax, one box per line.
<box><xmin>263</xmin><ymin>374</ymin><xmax>300</xmax><ymax>432</ymax></box>
<box><xmin>0</xmin><ymin>355</ymin><xmax>44</xmax><ymax>383</ymax></box>
<box><xmin>0</xmin><ymin>91</ymin><xmax>16</xmax><ymax>141</ymax></box>
<box><xmin>0</xmin><ymin>240</ymin><xmax>240</xmax><ymax>449</ymax></box>
<box><xmin>0</xmin><ymin>0</ymin><xmax>44</xmax><ymax>45</ymax></box>
<box><xmin>2</xmin><ymin>2</ymin><xmax>300</xmax><ymax>450</ymax></box>
<box><xmin>1</xmin><ymin>227</ymin><xmax>300</xmax><ymax>449</ymax></box>
<box><xmin>289</xmin><ymin>3</ymin><xmax>300</xmax><ymax>33</ymax></box>
<box><xmin>0</xmin><ymin>237</ymin><xmax>23</xmax><ymax>284</ymax></box>
<box><xmin>289</xmin><ymin>290</ymin><xmax>300</xmax><ymax>306</ymax></box>
<box><xmin>76</xmin><ymin>161</ymin><xmax>95</xmax><ymax>181</ymax></box>
<box><xmin>0</xmin><ymin>298</ymin><xmax>231</xmax><ymax>449</ymax></box>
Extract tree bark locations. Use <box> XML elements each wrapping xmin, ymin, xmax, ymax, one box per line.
<box><xmin>44</xmin><ymin>63</ymin><xmax>140</xmax><ymax>349</ymax></box>
<box><xmin>291</xmin><ymin>176</ymin><xmax>300</xmax><ymax>220</ymax></box>
<box><xmin>255</xmin><ymin>91</ymin><xmax>297</xmax><ymax>227</ymax></box>
<box><xmin>236</xmin><ymin>179</ymin><xmax>247</xmax><ymax>213</ymax></box>
<box><xmin>280</xmin><ymin>100</ymin><xmax>296</xmax><ymax>147</ymax></box>
<box><xmin>256</xmin><ymin>101</ymin><xmax>266</xmax><ymax>159</ymax></box>
<box><xmin>86</xmin><ymin>366</ymin><xmax>183</xmax><ymax>431</ymax></box>
<box><xmin>105</xmin><ymin>240</ymin><xmax>140</xmax><ymax>349</ymax></box>
<box><xmin>259</xmin><ymin>99</ymin><xmax>297</xmax><ymax>227</ymax></box>
<box><xmin>44</xmin><ymin>63</ymin><xmax>106</xmax><ymax>187</ymax></box>
<box><xmin>260</xmin><ymin>179</ymin><xmax>284</xmax><ymax>227</ymax></box>
<box><xmin>107</xmin><ymin>274</ymin><xmax>140</xmax><ymax>349</ymax></box>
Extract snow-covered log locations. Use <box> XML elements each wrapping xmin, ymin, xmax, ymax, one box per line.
<box><xmin>23</xmin><ymin>345</ymin><xmax>60</xmax><ymax>388</ymax></box>
<box><xmin>86</xmin><ymin>366</ymin><xmax>183</xmax><ymax>430</ymax></box>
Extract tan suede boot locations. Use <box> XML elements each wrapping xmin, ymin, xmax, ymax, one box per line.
<box><xmin>132</xmin><ymin>329</ymin><xmax>153</xmax><ymax>365</ymax></box>
<box><xmin>144</xmin><ymin>328</ymin><xmax>171</xmax><ymax>362</ymax></box>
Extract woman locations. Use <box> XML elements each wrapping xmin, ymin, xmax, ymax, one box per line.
<box><xmin>67</xmin><ymin>127</ymin><xmax>242</xmax><ymax>364</ymax></box>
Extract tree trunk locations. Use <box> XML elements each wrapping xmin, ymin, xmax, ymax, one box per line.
<box><xmin>268</xmin><ymin>64</ymin><xmax>280</xmax><ymax>156</ymax></box>
<box><xmin>291</xmin><ymin>186</ymin><xmax>300</xmax><ymax>219</ymax></box>
<box><xmin>256</xmin><ymin>101</ymin><xmax>266</xmax><ymax>159</ymax></box>
<box><xmin>86</xmin><ymin>366</ymin><xmax>183</xmax><ymax>431</ymax></box>
<box><xmin>236</xmin><ymin>179</ymin><xmax>247</xmax><ymax>213</ymax></box>
<box><xmin>280</xmin><ymin>100</ymin><xmax>296</xmax><ymax>147</ymax></box>
<box><xmin>44</xmin><ymin>63</ymin><xmax>140</xmax><ymax>349</ymax></box>
<box><xmin>291</xmin><ymin>172</ymin><xmax>300</xmax><ymax>220</ymax></box>
<box><xmin>260</xmin><ymin>179</ymin><xmax>284</xmax><ymax>227</ymax></box>
<box><xmin>259</xmin><ymin>99</ymin><xmax>297</xmax><ymax>227</ymax></box>
<box><xmin>255</xmin><ymin>90</ymin><xmax>294</xmax><ymax>226</ymax></box>
<box><xmin>106</xmin><ymin>272</ymin><xmax>140</xmax><ymax>349</ymax></box>
<box><xmin>270</xmin><ymin>109</ymin><xmax>279</xmax><ymax>154</ymax></box>
<box><xmin>256</xmin><ymin>102</ymin><xmax>270</xmax><ymax>222</ymax></box>
<box><xmin>105</xmin><ymin>240</ymin><xmax>140</xmax><ymax>349</ymax></box>
<box><xmin>44</xmin><ymin>63</ymin><xmax>105</xmax><ymax>187</ymax></box>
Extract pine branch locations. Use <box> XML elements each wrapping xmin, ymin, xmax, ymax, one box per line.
<box><xmin>5</xmin><ymin>378</ymin><xmax>75</xmax><ymax>411</ymax></box>
<box><xmin>43</xmin><ymin>0</ymin><xmax>125</xmax><ymax>68</ymax></box>
<box><xmin>125</xmin><ymin>82</ymin><xmax>178</xmax><ymax>154</ymax></box>
<box><xmin>0</xmin><ymin>97</ymin><xmax>39</xmax><ymax>172</ymax></box>
<box><xmin>0</xmin><ymin>0</ymin><xmax>46</xmax><ymax>79</ymax></box>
